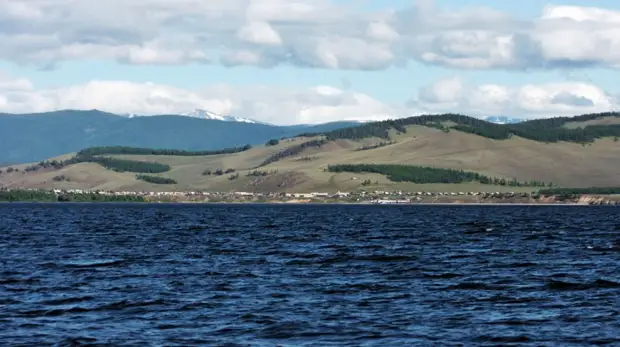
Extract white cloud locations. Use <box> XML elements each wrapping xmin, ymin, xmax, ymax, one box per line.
<box><xmin>535</xmin><ymin>5</ymin><xmax>620</xmax><ymax>68</ymax></box>
<box><xmin>410</xmin><ymin>77</ymin><xmax>618</xmax><ymax>118</ymax></box>
<box><xmin>1</xmin><ymin>0</ymin><xmax>619</xmax><ymax>70</ymax></box>
<box><xmin>418</xmin><ymin>76</ymin><xmax>464</xmax><ymax>106</ymax></box>
<box><xmin>367</xmin><ymin>21</ymin><xmax>399</xmax><ymax>42</ymax></box>
<box><xmin>0</xmin><ymin>72</ymin><xmax>401</xmax><ymax>125</ymax></box>
<box><xmin>1</xmin><ymin>72</ymin><xmax>617</xmax><ymax>124</ymax></box>
<box><xmin>236</xmin><ymin>21</ymin><xmax>282</xmax><ymax>45</ymax></box>
<box><xmin>220</xmin><ymin>49</ymin><xmax>263</xmax><ymax>66</ymax></box>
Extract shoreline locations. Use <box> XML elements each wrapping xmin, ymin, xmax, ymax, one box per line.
<box><xmin>0</xmin><ymin>200</ymin><xmax>615</xmax><ymax>206</ymax></box>
<box><xmin>2</xmin><ymin>189</ymin><xmax>619</xmax><ymax>206</ymax></box>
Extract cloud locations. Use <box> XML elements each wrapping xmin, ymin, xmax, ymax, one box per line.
<box><xmin>551</xmin><ymin>92</ymin><xmax>594</xmax><ymax>107</ymax></box>
<box><xmin>409</xmin><ymin>77</ymin><xmax>618</xmax><ymax>118</ymax></box>
<box><xmin>0</xmin><ymin>72</ymin><xmax>400</xmax><ymax>125</ymax></box>
<box><xmin>236</xmin><ymin>21</ymin><xmax>282</xmax><ymax>45</ymax></box>
<box><xmin>1</xmin><ymin>1</ymin><xmax>619</xmax><ymax>70</ymax></box>
<box><xmin>1</xmin><ymin>72</ymin><xmax>617</xmax><ymax>124</ymax></box>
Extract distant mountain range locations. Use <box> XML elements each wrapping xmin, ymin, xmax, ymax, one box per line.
<box><xmin>4</xmin><ymin>111</ymin><xmax>620</xmax><ymax>192</ymax></box>
<box><xmin>126</xmin><ymin>109</ymin><xmax>263</xmax><ymax>124</ymax></box>
<box><xmin>0</xmin><ymin>110</ymin><xmax>358</xmax><ymax>164</ymax></box>
<box><xmin>0</xmin><ymin>108</ymin><xmax>536</xmax><ymax>165</ymax></box>
<box><xmin>481</xmin><ymin>116</ymin><xmax>525</xmax><ymax>124</ymax></box>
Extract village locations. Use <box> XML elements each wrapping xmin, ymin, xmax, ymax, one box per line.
<box><xmin>2</xmin><ymin>187</ymin><xmax>618</xmax><ymax>204</ymax></box>
<box><xmin>46</xmin><ymin>188</ymin><xmax>542</xmax><ymax>204</ymax></box>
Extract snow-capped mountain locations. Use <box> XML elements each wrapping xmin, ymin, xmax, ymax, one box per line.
<box><xmin>180</xmin><ymin>109</ymin><xmax>260</xmax><ymax>124</ymax></box>
<box><xmin>482</xmin><ymin>116</ymin><xmax>525</xmax><ymax>124</ymax></box>
<box><xmin>123</xmin><ymin>109</ymin><xmax>263</xmax><ymax>124</ymax></box>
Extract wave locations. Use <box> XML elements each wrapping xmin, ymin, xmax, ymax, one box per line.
<box><xmin>546</xmin><ymin>279</ymin><xmax>620</xmax><ymax>291</ymax></box>
<box><xmin>444</xmin><ymin>282</ymin><xmax>509</xmax><ymax>291</ymax></box>
<box><xmin>59</xmin><ymin>259</ymin><xmax>125</xmax><ymax>268</ymax></box>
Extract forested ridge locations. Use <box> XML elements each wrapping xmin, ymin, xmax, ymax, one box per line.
<box><xmin>16</xmin><ymin>155</ymin><xmax>171</xmax><ymax>174</ymax></box>
<box><xmin>0</xmin><ymin>109</ymin><xmax>361</xmax><ymax>164</ymax></box>
<box><xmin>299</xmin><ymin>112</ymin><xmax>620</xmax><ymax>143</ymax></box>
<box><xmin>15</xmin><ymin>144</ymin><xmax>254</xmax><ymax>175</ymax></box>
<box><xmin>16</xmin><ymin>144</ymin><xmax>255</xmax><ymax>175</ymax></box>
<box><xmin>77</xmin><ymin>145</ymin><xmax>251</xmax><ymax>157</ymax></box>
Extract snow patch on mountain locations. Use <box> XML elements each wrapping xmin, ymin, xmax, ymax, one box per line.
<box><xmin>482</xmin><ymin>116</ymin><xmax>525</xmax><ymax>124</ymax></box>
<box><xmin>123</xmin><ymin>109</ymin><xmax>263</xmax><ymax>124</ymax></box>
<box><xmin>180</xmin><ymin>109</ymin><xmax>259</xmax><ymax>123</ymax></box>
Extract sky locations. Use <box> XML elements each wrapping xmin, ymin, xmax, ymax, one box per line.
<box><xmin>0</xmin><ymin>0</ymin><xmax>619</xmax><ymax>125</ymax></box>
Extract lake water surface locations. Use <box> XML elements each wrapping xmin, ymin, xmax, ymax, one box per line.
<box><xmin>1</xmin><ymin>204</ymin><xmax>619</xmax><ymax>346</ymax></box>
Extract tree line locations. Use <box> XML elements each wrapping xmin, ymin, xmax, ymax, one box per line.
<box><xmin>0</xmin><ymin>167</ymin><xmax>19</xmax><ymax>174</ymax></box>
<box><xmin>259</xmin><ymin>139</ymin><xmax>328</xmax><ymax>167</ymax></box>
<box><xmin>299</xmin><ymin>112</ymin><xmax>620</xmax><ymax>144</ymax></box>
<box><xmin>0</xmin><ymin>189</ymin><xmax>145</xmax><ymax>202</ymax></box>
<box><xmin>14</xmin><ymin>155</ymin><xmax>171</xmax><ymax>175</ymax></box>
<box><xmin>538</xmin><ymin>187</ymin><xmax>620</xmax><ymax>196</ymax></box>
<box><xmin>135</xmin><ymin>174</ymin><xmax>177</xmax><ymax>184</ymax></box>
<box><xmin>327</xmin><ymin>164</ymin><xmax>550</xmax><ymax>187</ymax></box>
<box><xmin>77</xmin><ymin>145</ymin><xmax>252</xmax><ymax>157</ymax></box>
<box><xmin>247</xmin><ymin>169</ymin><xmax>277</xmax><ymax>177</ymax></box>
<box><xmin>16</xmin><ymin>144</ymin><xmax>255</xmax><ymax>176</ymax></box>
<box><xmin>202</xmin><ymin>168</ymin><xmax>235</xmax><ymax>176</ymax></box>
<box><xmin>356</xmin><ymin>141</ymin><xmax>396</xmax><ymax>151</ymax></box>
<box><xmin>24</xmin><ymin>160</ymin><xmax>66</xmax><ymax>172</ymax></box>
<box><xmin>76</xmin><ymin>156</ymin><xmax>171</xmax><ymax>173</ymax></box>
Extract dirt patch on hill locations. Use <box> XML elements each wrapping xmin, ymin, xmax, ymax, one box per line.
<box><xmin>246</xmin><ymin>171</ymin><xmax>309</xmax><ymax>192</ymax></box>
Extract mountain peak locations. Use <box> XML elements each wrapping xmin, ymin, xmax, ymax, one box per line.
<box><xmin>123</xmin><ymin>109</ymin><xmax>264</xmax><ymax>124</ymax></box>
<box><xmin>180</xmin><ymin>109</ymin><xmax>260</xmax><ymax>124</ymax></box>
<box><xmin>482</xmin><ymin>116</ymin><xmax>524</xmax><ymax>124</ymax></box>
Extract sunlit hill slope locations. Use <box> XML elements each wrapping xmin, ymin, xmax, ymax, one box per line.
<box><xmin>2</xmin><ymin>112</ymin><xmax>620</xmax><ymax>193</ymax></box>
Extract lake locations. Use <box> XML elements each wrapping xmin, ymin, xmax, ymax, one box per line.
<box><xmin>1</xmin><ymin>204</ymin><xmax>619</xmax><ymax>346</ymax></box>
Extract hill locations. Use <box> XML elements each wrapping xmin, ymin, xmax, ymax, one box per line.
<box><xmin>0</xmin><ymin>110</ymin><xmax>358</xmax><ymax>164</ymax></box>
<box><xmin>300</xmin><ymin>111</ymin><xmax>620</xmax><ymax>143</ymax></box>
<box><xmin>2</xmin><ymin>112</ymin><xmax>620</xmax><ymax>193</ymax></box>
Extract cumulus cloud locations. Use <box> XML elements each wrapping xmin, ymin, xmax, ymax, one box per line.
<box><xmin>236</xmin><ymin>21</ymin><xmax>282</xmax><ymax>45</ymax></box>
<box><xmin>0</xmin><ymin>72</ymin><xmax>401</xmax><ymax>125</ymax></box>
<box><xmin>1</xmin><ymin>72</ymin><xmax>617</xmax><ymax>124</ymax></box>
<box><xmin>409</xmin><ymin>77</ymin><xmax>618</xmax><ymax>118</ymax></box>
<box><xmin>1</xmin><ymin>0</ymin><xmax>619</xmax><ymax>70</ymax></box>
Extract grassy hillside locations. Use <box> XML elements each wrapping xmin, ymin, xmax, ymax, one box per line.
<box><xmin>3</xmin><ymin>112</ymin><xmax>620</xmax><ymax>193</ymax></box>
<box><xmin>563</xmin><ymin>116</ymin><xmax>620</xmax><ymax>129</ymax></box>
<box><xmin>0</xmin><ymin>110</ymin><xmax>357</xmax><ymax>164</ymax></box>
<box><xmin>302</xmin><ymin>111</ymin><xmax>620</xmax><ymax>143</ymax></box>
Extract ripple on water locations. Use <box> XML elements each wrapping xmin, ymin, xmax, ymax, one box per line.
<box><xmin>1</xmin><ymin>204</ymin><xmax>619</xmax><ymax>346</ymax></box>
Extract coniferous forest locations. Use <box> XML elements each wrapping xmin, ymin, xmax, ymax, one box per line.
<box><xmin>135</xmin><ymin>175</ymin><xmax>177</xmax><ymax>184</ymax></box>
<box><xmin>259</xmin><ymin>139</ymin><xmax>328</xmax><ymax>167</ymax></box>
<box><xmin>77</xmin><ymin>145</ymin><xmax>251</xmax><ymax>157</ymax></box>
<box><xmin>538</xmin><ymin>187</ymin><xmax>620</xmax><ymax>195</ymax></box>
<box><xmin>328</xmin><ymin>164</ymin><xmax>549</xmax><ymax>187</ymax></box>
<box><xmin>76</xmin><ymin>156</ymin><xmax>171</xmax><ymax>173</ymax></box>
<box><xmin>0</xmin><ymin>189</ymin><xmax>145</xmax><ymax>202</ymax></box>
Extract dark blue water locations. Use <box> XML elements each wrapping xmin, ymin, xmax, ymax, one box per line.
<box><xmin>1</xmin><ymin>204</ymin><xmax>619</xmax><ymax>346</ymax></box>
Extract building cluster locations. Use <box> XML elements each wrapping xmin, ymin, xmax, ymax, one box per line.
<box><xmin>3</xmin><ymin>187</ymin><xmax>617</xmax><ymax>204</ymax></box>
<box><xmin>42</xmin><ymin>188</ymin><xmax>533</xmax><ymax>202</ymax></box>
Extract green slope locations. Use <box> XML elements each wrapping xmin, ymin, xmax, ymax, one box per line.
<box><xmin>0</xmin><ymin>110</ymin><xmax>357</xmax><ymax>164</ymax></box>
